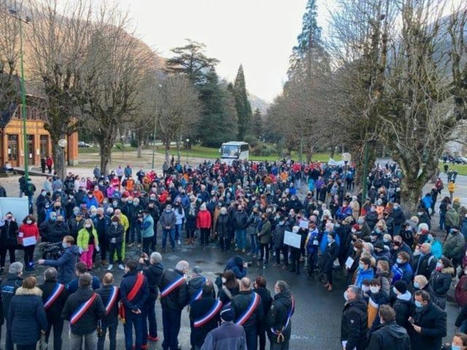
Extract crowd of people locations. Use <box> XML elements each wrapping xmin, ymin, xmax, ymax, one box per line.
<box><xmin>0</xmin><ymin>158</ymin><xmax>466</xmax><ymax>350</ymax></box>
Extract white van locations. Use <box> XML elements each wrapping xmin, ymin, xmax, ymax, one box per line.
<box><xmin>220</xmin><ymin>141</ymin><xmax>249</xmax><ymax>164</ymax></box>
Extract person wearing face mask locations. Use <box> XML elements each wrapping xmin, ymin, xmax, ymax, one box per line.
<box><xmin>441</xmin><ymin>333</ymin><xmax>467</xmax><ymax>350</ymax></box>
<box><xmin>321</xmin><ymin>231</ymin><xmax>339</xmax><ymax>291</ymax></box>
<box><xmin>77</xmin><ymin>219</ymin><xmax>100</xmax><ymax>270</ymax></box>
<box><xmin>84</xmin><ymin>192</ymin><xmax>98</xmax><ymax>212</ymax></box>
<box><xmin>341</xmin><ymin>285</ymin><xmax>368</xmax><ymax>350</ymax></box>
<box><xmin>365</xmin><ymin>206</ymin><xmax>379</xmax><ymax>230</ymax></box>
<box><xmin>40</xmin><ymin>211</ymin><xmax>57</xmax><ymax>241</ymax></box>
<box><xmin>160</xmin><ymin>204</ymin><xmax>177</xmax><ymax>251</ymax></box>
<box><xmin>410</xmin><ymin>290</ymin><xmax>446</xmax><ymax>350</ymax></box>
<box><xmin>355</xmin><ymin>257</ymin><xmax>374</xmax><ymax>288</ymax></box>
<box><xmin>367</xmin><ymin>279</ymin><xmax>389</xmax><ymax>330</ymax></box>
<box><xmin>391</xmin><ymin>251</ymin><xmax>413</xmax><ymax>285</ymax></box>
<box><xmin>38</xmin><ymin>235</ymin><xmax>80</xmax><ymax>284</ymax></box>
<box><xmin>19</xmin><ymin>215</ymin><xmax>40</xmax><ymax>271</ymax></box>
<box><xmin>0</xmin><ymin>212</ymin><xmax>19</xmax><ymax>272</ymax></box>
<box><xmin>428</xmin><ymin>257</ymin><xmax>454</xmax><ymax>310</ymax></box>
<box><xmin>412</xmin><ymin>243</ymin><xmax>437</xmax><ymax>280</ymax></box>
<box><xmin>390</xmin><ymin>235</ymin><xmax>413</xmax><ymax>265</ymax></box>
<box><xmin>266</xmin><ymin>280</ymin><xmax>293</xmax><ymax>350</ymax></box>
<box><xmin>36</xmin><ymin>190</ymin><xmax>51</xmax><ymax>224</ymax></box>
<box><xmin>444</xmin><ymin>228</ymin><xmax>465</xmax><ymax>269</ymax></box>
<box><xmin>106</xmin><ymin>216</ymin><xmax>124</xmax><ymax>271</ymax></box>
<box><xmin>216</xmin><ymin>207</ymin><xmax>230</xmax><ymax>251</ymax></box>
<box><xmin>366</xmin><ymin>305</ymin><xmax>410</xmax><ymax>350</ymax></box>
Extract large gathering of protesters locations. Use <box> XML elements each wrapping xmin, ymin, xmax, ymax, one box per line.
<box><xmin>0</xmin><ymin>157</ymin><xmax>466</xmax><ymax>350</ymax></box>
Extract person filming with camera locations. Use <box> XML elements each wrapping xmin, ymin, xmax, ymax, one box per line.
<box><xmin>38</xmin><ymin>235</ymin><xmax>80</xmax><ymax>284</ymax></box>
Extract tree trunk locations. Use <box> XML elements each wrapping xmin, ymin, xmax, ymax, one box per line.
<box><xmin>51</xmin><ymin>136</ymin><xmax>66</xmax><ymax>179</ymax></box>
<box><xmin>164</xmin><ymin>141</ymin><xmax>170</xmax><ymax>163</ymax></box>
<box><xmin>137</xmin><ymin>143</ymin><xmax>142</xmax><ymax>158</ymax></box>
<box><xmin>176</xmin><ymin>138</ymin><xmax>181</xmax><ymax>164</ymax></box>
<box><xmin>330</xmin><ymin>145</ymin><xmax>335</xmax><ymax>158</ymax></box>
<box><xmin>400</xmin><ymin>176</ymin><xmax>423</xmax><ymax>217</ymax></box>
<box><xmin>98</xmin><ymin>140</ymin><xmax>112</xmax><ymax>176</ymax></box>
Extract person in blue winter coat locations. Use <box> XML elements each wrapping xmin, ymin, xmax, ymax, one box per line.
<box><xmin>320</xmin><ymin>223</ymin><xmax>340</xmax><ymax>254</ymax></box>
<box><xmin>225</xmin><ymin>256</ymin><xmax>247</xmax><ymax>279</ymax></box>
<box><xmin>391</xmin><ymin>251</ymin><xmax>413</xmax><ymax>285</ymax></box>
<box><xmin>355</xmin><ymin>257</ymin><xmax>374</xmax><ymax>287</ymax></box>
<box><xmin>84</xmin><ymin>191</ymin><xmax>99</xmax><ymax>210</ymax></box>
<box><xmin>38</xmin><ymin>235</ymin><xmax>80</xmax><ymax>284</ymax></box>
<box><xmin>306</xmin><ymin>222</ymin><xmax>321</xmax><ymax>276</ymax></box>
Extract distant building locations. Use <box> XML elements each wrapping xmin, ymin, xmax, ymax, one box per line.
<box><xmin>0</xmin><ymin>94</ymin><xmax>78</xmax><ymax>168</ymax></box>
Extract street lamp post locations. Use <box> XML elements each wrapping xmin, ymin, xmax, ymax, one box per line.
<box><xmin>9</xmin><ymin>9</ymin><xmax>30</xmax><ymax>180</ymax></box>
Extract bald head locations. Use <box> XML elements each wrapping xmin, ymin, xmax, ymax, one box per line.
<box><xmin>240</xmin><ymin>277</ymin><xmax>251</xmax><ymax>291</ymax></box>
<box><xmin>175</xmin><ymin>260</ymin><xmax>190</xmax><ymax>274</ymax></box>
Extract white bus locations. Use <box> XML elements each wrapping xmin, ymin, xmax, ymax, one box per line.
<box><xmin>220</xmin><ymin>141</ymin><xmax>249</xmax><ymax>164</ymax></box>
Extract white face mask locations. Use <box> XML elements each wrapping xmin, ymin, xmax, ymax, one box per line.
<box><xmin>370</xmin><ymin>286</ymin><xmax>380</xmax><ymax>294</ymax></box>
<box><xmin>85</xmin><ymin>224</ymin><xmax>92</xmax><ymax>229</ymax></box>
<box><xmin>26</xmin><ymin>220</ymin><xmax>32</xmax><ymax>224</ymax></box>
<box><xmin>362</xmin><ymin>285</ymin><xmax>370</xmax><ymax>292</ymax></box>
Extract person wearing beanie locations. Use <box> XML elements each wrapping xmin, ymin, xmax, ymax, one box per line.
<box><xmin>201</xmin><ymin>305</ymin><xmax>247</xmax><ymax>350</ymax></box>
<box><xmin>391</xmin><ymin>280</ymin><xmax>413</xmax><ymax>332</ymax></box>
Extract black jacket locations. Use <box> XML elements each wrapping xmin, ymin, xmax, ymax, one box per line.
<box><xmin>189</xmin><ymin>296</ymin><xmax>220</xmax><ymax>347</ymax></box>
<box><xmin>392</xmin><ymin>293</ymin><xmax>413</xmax><ymax>331</ymax></box>
<box><xmin>231</xmin><ymin>290</ymin><xmax>263</xmax><ymax>332</ymax></box>
<box><xmin>266</xmin><ymin>291</ymin><xmax>292</xmax><ymax>344</ymax></box>
<box><xmin>412</xmin><ymin>253</ymin><xmax>437</xmax><ymax>279</ymax></box>
<box><xmin>61</xmin><ymin>287</ymin><xmax>105</xmax><ymax>335</ymax></box>
<box><xmin>0</xmin><ymin>220</ymin><xmax>18</xmax><ymax>247</ymax></box>
<box><xmin>120</xmin><ymin>271</ymin><xmax>149</xmax><ymax>312</ymax></box>
<box><xmin>39</xmin><ymin>280</ymin><xmax>69</xmax><ymax>322</ymax></box>
<box><xmin>159</xmin><ymin>269</ymin><xmax>188</xmax><ymax>311</ymax></box>
<box><xmin>96</xmin><ymin>285</ymin><xmax>120</xmax><ymax>325</ymax></box>
<box><xmin>340</xmin><ymin>298</ymin><xmax>368</xmax><ymax>350</ymax></box>
<box><xmin>141</xmin><ymin>262</ymin><xmax>163</xmax><ymax>300</ymax></box>
<box><xmin>216</xmin><ymin>214</ymin><xmax>229</xmax><ymax>237</ymax></box>
<box><xmin>367</xmin><ymin>321</ymin><xmax>410</xmax><ymax>350</ymax></box>
<box><xmin>1</xmin><ymin>274</ymin><xmax>22</xmax><ymax>321</ymax></box>
<box><xmin>107</xmin><ymin>223</ymin><xmax>124</xmax><ymax>245</ymax></box>
<box><xmin>410</xmin><ymin>301</ymin><xmax>447</xmax><ymax>350</ymax></box>
<box><xmin>188</xmin><ymin>275</ymin><xmax>209</xmax><ymax>304</ymax></box>
<box><xmin>254</xmin><ymin>287</ymin><xmax>273</xmax><ymax>322</ymax></box>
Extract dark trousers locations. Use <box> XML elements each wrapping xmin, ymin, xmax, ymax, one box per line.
<box><xmin>143</xmin><ymin>237</ymin><xmax>153</xmax><ymax>254</ymax></box>
<box><xmin>123</xmin><ymin>312</ymin><xmax>143</xmax><ymax>350</ymax></box>
<box><xmin>97</xmin><ymin>322</ymin><xmax>117</xmax><ymax>350</ymax></box>
<box><xmin>258</xmin><ymin>325</ymin><xmax>267</xmax><ymax>350</ymax></box>
<box><xmin>162</xmin><ymin>229</ymin><xmax>175</xmax><ymax>249</ymax></box>
<box><xmin>200</xmin><ymin>228</ymin><xmax>210</xmax><ymax>246</ymax></box>
<box><xmin>45</xmin><ymin>318</ymin><xmax>64</xmax><ymax>350</ymax></box>
<box><xmin>245</xmin><ymin>327</ymin><xmax>257</xmax><ymax>350</ymax></box>
<box><xmin>162</xmin><ymin>307</ymin><xmax>181</xmax><ymax>350</ymax></box>
<box><xmin>24</xmin><ymin>245</ymin><xmax>35</xmax><ymax>268</ymax></box>
<box><xmin>270</xmin><ymin>340</ymin><xmax>289</xmax><ymax>350</ymax></box>
<box><xmin>0</xmin><ymin>245</ymin><xmax>16</xmax><ymax>267</ymax></box>
<box><xmin>16</xmin><ymin>344</ymin><xmax>37</xmax><ymax>350</ymax></box>
<box><xmin>307</xmin><ymin>252</ymin><xmax>318</xmax><ymax>276</ymax></box>
<box><xmin>259</xmin><ymin>243</ymin><xmax>270</xmax><ymax>263</ymax></box>
<box><xmin>151</xmin><ymin>222</ymin><xmax>158</xmax><ymax>250</ymax></box>
<box><xmin>99</xmin><ymin>238</ymin><xmax>108</xmax><ymax>262</ymax></box>
<box><xmin>290</xmin><ymin>249</ymin><xmax>300</xmax><ymax>274</ymax></box>
<box><xmin>142</xmin><ymin>297</ymin><xmax>158</xmax><ymax>344</ymax></box>
<box><xmin>108</xmin><ymin>242</ymin><xmax>122</xmax><ymax>265</ymax></box>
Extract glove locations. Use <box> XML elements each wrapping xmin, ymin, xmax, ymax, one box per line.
<box><xmin>95</xmin><ymin>246</ymin><xmax>100</xmax><ymax>252</ymax></box>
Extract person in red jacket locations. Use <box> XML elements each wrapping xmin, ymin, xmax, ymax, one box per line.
<box><xmin>18</xmin><ymin>215</ymin><xmax>40</xmax><ymax>271</ymax></box>
<box><xmin>196</xmin><ymin>203</ymin><xmax>212</xmax><ymax>247</ymax></box>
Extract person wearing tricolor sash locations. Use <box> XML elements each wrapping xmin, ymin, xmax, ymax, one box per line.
<box><xmin>120</xmin><ymin>259</ymin><xmax>149</xmax><ymax>350</ymax></box>
<box><xmin>188</xmin><ymin>266</ymin><xmax>209</xmax><ymax>305</ymax></box>
<box><xmin>231</xmin><ymin>277</ymin><xmax>263</xmax><ymax>350</ymax></box>
<box><xmin>61</xmin><ymin>273</ymin><xmax>105</xmax><ymax>350</ymax></box>
<box><xmin>39</xmin><ymin>268</ymin><xmax>69</xmax><ymax>350</ymax></box>
<box><xmin>189</xmin><ymin>281</ymin><xmax>221</xmax><ymax>349</ymax></box>
<box><xmin>160</xmin><ymin>260</ymin><xmax>189</xmax><ymax>350</ymax></box>
<box><xmin>96</xmin><ymin>272</ymin><xmax>120</xmax><ymax>350</ymax></box>
<box><xmin>267</xmin><ymin>281</ymin><xmax>293</xmax><ymax>350</ymax></box>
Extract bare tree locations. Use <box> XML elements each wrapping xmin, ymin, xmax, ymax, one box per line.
<box><xmin>155</xmin><ymin>75</ymin><xmax>200</xmax><ymax>162</ymax></box>
<box><xmin>26</xmin><ymin>0</ymin><xmax>94</xmax><ymax>179</ymax></box>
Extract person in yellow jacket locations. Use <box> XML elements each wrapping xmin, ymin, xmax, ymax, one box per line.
<box><xmin>448</xmin><ymin>181</ymin><xmax>455</xmax><ymax>201</ymax></box>
<box><xmin>77</xmin><ymin>218</ymin><xmax>99</xmax><ymax>269</ymax></box>
<box><xmin>114</xmin><ymin>209</ymin><xmax>128</xmax><ymax>260</ymax></box>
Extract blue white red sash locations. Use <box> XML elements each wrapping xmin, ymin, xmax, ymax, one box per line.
<box><xmin>105</xmin><ymin>286</ymin><xmax>119</xmax><ymax>315</ymax></box>
<box><xmin>235</xmin><ymin>292</ymin><xmax>261</xmax><ymax>326</ymax></box>
<box><xmin>191</xmin><ymin>277</ymin><xmax>206</xmax><ymax>304</ymax></box>
<box><xmin>160</xmin><ymin>275</ymin><xmax>186</xmax><ymax>298</ymax></box>
<box><xmin>44</xmin><ymin>283</ymin><xmax>65</xmax><ymax>310</ymax></box>
<box><xmin>193</xmin><ymin>300</ymin><xmax>223</xmax><ymax>328</ymax></box>
<box><xmin>271</xmin><ymin>296</ymin><xmax>295</xmax><ymax>335</ymax></box>
<box><xmin>70</xmin><ymin>293</ymin><xmax>97</xmax><ymax>325</ymax></box>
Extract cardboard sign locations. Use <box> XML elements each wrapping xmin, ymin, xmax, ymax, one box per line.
<box><xmin>0</xmin><ymin>197</ymin><xmax>29</xmax><ymax>223</ymax></box>
<box><xmin>284</xmin><ymin>231</ymin><xmax>301</xmax><ymax>249</ymax></box>
<box><xmin>299</xmin><ymin>219</ymin><xmax>309</xmax><ymax>229</ymax></box>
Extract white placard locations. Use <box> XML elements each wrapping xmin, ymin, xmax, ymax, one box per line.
<box><xmin>22</xmin><ymin>236</ymin><xmax>37</xmax><ymax>247</ymax></box>
<box><xmin>0</xmin><ymin>197</ymin><xmax>29</xmax><ymax>223</ymax></box>
<box><xmin>299</xmin><ymin>219</ymin><xmax>309</xmax><ymax>229</ymax></box>
<box><xmin>345</xmin><ymin>256</ymin><xmax>354</xmax><ymax>269</ymax></box>
<box><xmin>284</xmin><ymin>230</ymin><xmax>301</xmax><ymax>248</ymax></box>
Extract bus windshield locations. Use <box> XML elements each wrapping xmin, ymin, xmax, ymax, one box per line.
<box><xmin>221</xmin><ymin>145</ymin><xmax>240</xmax><ymax>158</ymax></box>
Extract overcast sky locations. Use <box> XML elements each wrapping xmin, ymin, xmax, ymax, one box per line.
<box><xmin>117</xmin><ymin>0</ymin><xmax>337</xmax><ymax>103</ymax></box>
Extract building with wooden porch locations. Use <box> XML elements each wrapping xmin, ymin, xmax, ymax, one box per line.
<box><xmin>0</xmin><ymin>94</ymin><xmax>78</xmax><ymax>169</ymax></box>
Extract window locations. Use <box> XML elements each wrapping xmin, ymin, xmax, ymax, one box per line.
<box><xmin>7</xmin><ymin>134</ymin><xmax>18</xmax><ymax>161</ymax></box>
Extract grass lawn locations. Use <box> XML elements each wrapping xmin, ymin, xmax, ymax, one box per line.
<box><xmin>161</xmin><ymin>145</ymin><xmax>340</xmax><ymax>162</ymax></box>
<box><xmin>439</xmin><ymin>163</ymin><xmax>467</xmax><ymax>176</ymax></box>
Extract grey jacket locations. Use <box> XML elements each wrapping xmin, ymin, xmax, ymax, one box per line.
<box><xmin>160</xmin><ymin>209</ymin><xmax>176</xmax><ymax>230</ymax></box>
<box><xmin>201</xmin><ymin>322</ymin><xmax>247</xmax><ymax>350</ymax></box>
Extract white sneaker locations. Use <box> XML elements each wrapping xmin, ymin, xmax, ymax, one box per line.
<box><xmin>118</xmin><ymin>264</ymin><xmax>125</xmax><ymax>270</ymax></box>
<box><xmin>107</xmin><ymin>264</ymin><xmax>113</xmax><ymax>271</ymax></box>
<box><xmin>177</xmin><ymin>240</ymin><xmax>181</xmax><ymax>245</ymax></box>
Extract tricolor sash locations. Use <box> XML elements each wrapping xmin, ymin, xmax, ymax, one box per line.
<box><xmin>118</xmin><ymin>272</ymin><xmax>144</xmax><ymax>323</ymax></box>
<box><xmin>235</xmin><ymin>292</ymin><xmax>261</xmax><ymax>326</ymax></box>
<box><xmin>70</xmin><ymin>293</ymin><xmax>97</xmax><ymax>325</ymax></box>
<box><xmin>105</xmin><ymin>286</ymin><xmax>119</xmax><ymax>315</ymax></box>
<box><xmin>190</xmin><ymin>277</ymin><xmax>206</xmax><ymax>304</ymax></box>
<box><xmin>271</xmin><ymin>296</ymin><xmax>295</xmax><ymax>335</ymax></box>
<box><xmin>160</xmin><ymin>275</ymin><xmax>186</xmax><ymax>298</ymax></box>
<box><xmin>44</xmin><ymin>283</ymin><xmax>65</xmax><ymax>310</ymax></box>
<box><xmin>193</xmin><ymin>300</ymin><xmax>223</xmax><ymax>328</ymax></box>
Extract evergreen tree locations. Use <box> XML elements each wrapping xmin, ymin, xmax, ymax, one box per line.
<box><xmin>233</xmin><ymin>65</ymin><xmax>252</xmax><ymax>140</ymax></box>
<box><xmin>198</xmin><ymin>69</ymin><xmax>238</xmax><ymax>146</ymax></box>
<box><xmin>251</xmin><ymin>108</ymin><xmax>263</xmax><ymax>140</ymax></box>
<box><xmin>292</xmin><ymin>0</ymin><xmax>322</xmax><ymax>59</ymax></box>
